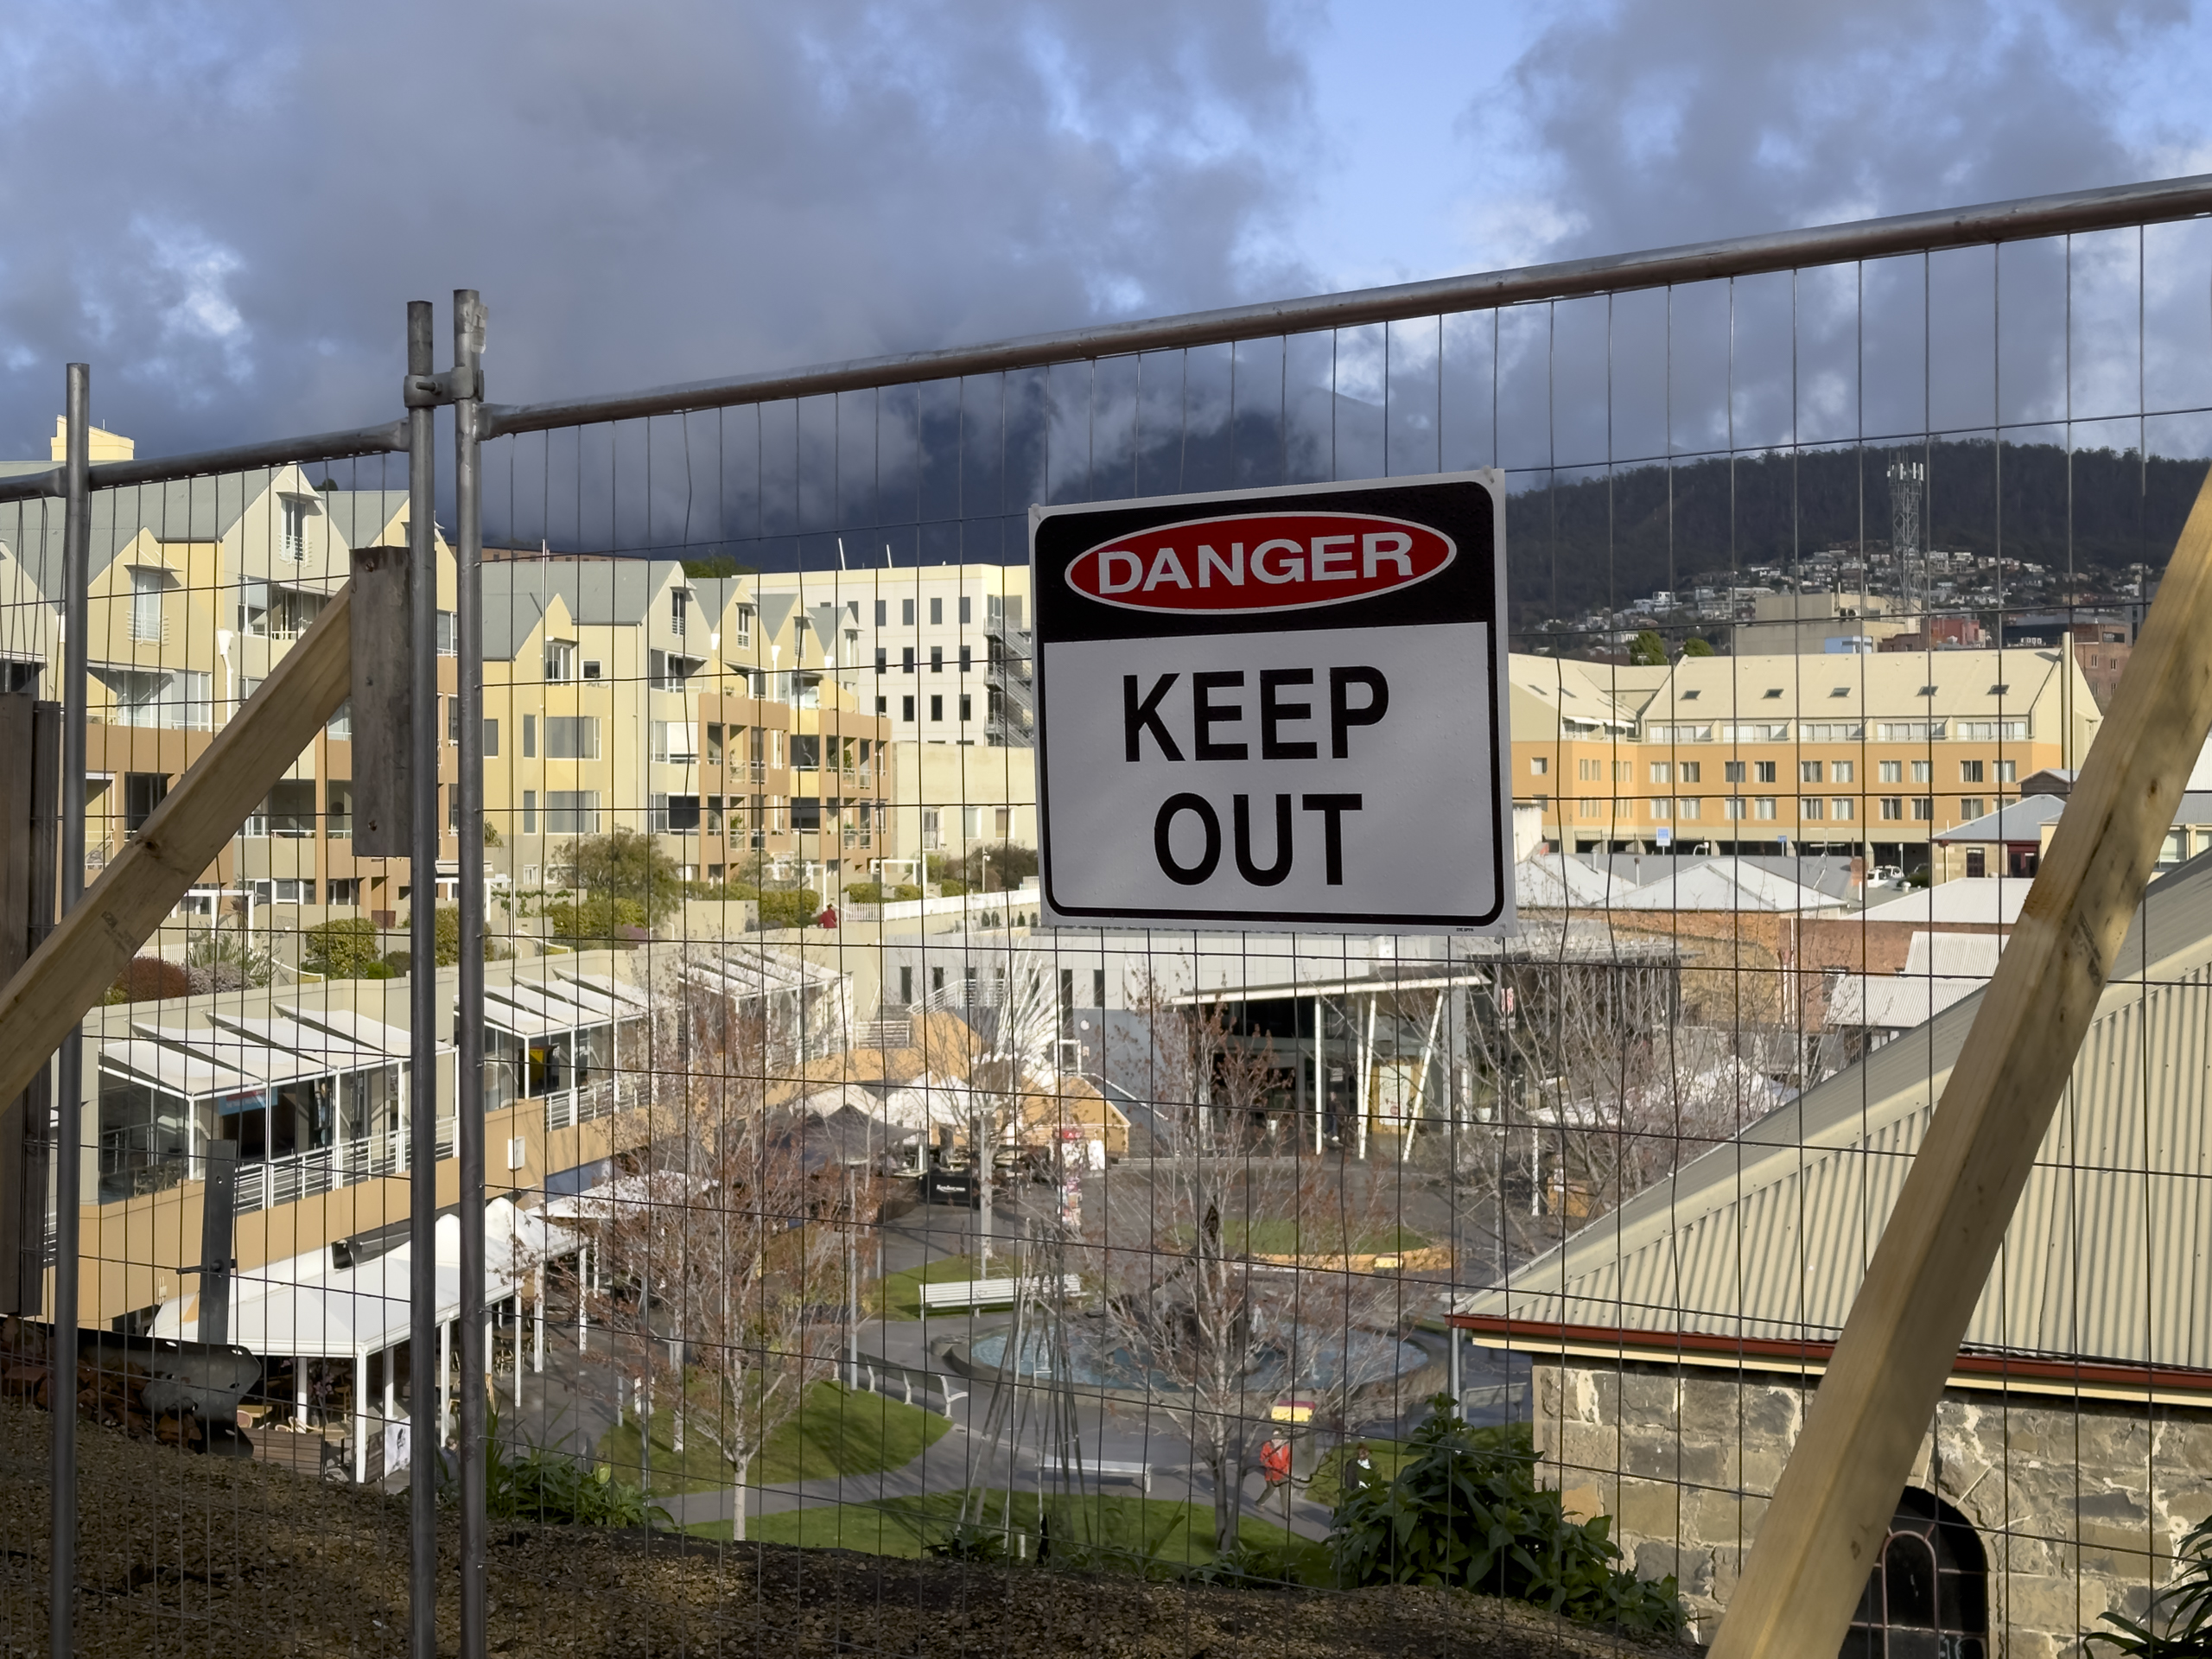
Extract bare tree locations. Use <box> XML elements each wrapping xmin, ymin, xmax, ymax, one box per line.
<box><xmin>1092</xmin><ymin>980</ymin><xmax>1405</xmax><ymax>1556</ymax></box>
<box><xmin>587</xmin><ymin>982</ymin><xmax>874</xmax><ymax>1538</ymax></box>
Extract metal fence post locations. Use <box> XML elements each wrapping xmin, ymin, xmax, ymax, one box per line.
<box><xmin>453</xmin><ymin>287</ymin><xmax>489</xmax><ymax>1659</ymax></box>
<box><xmin>48</xmin><ymin>359</ymin><xmax>89</xmax><ymax>1659</ymax></box>
<box><xmin>405</xmin><ymin>299</ymin><xmax>440</xmax><ymax>1659</ymax></box>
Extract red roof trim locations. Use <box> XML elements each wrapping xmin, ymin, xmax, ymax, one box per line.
<box><xmin>1448</xmin><ymin>1313</ymin><xmax>2212</xmax><ymax>1396</ymax></box>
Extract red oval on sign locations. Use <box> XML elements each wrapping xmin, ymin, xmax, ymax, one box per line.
<box><xmin>1063</xmin><ymin>511</ymin><xmax>1456</xmax><ymax>614</ymax></box>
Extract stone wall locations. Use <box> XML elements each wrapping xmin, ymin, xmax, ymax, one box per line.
<box><xmin>1531</xmin><ymin>1357</ymin><xmax>2212</xmax><ymax>1656</ymax></box>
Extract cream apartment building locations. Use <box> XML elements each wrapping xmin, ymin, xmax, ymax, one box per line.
<box><xmin>1510</xmin><ymin>646</ymin><xmax>2102</xmax><ymax>869</ymax></box>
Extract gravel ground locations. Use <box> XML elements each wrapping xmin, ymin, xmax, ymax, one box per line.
<box><xmin>0</xmin><ymin>1400</ymin><xmax>1681</xmax><ymax>1658</ymax></box>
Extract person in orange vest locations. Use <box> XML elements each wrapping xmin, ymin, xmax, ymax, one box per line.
<box><xmin>1258</xmin><ymin>1432</ymin><xmax>1292</xmax><ymax>1492</ymax></box>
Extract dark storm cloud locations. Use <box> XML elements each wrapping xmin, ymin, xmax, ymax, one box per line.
<box><xmin>0</xmin><ymin>0</ymin><xmax>1317</xmax><ymax>458</ymax></box>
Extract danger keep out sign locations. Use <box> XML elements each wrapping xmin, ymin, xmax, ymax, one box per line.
<box><xmin>1033</xmin><ymin>471</ymin><xmax>1513</xmax><ymax>933</ymax></box>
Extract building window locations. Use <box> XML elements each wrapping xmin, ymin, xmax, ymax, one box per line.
<box><xmin>436</xmin><ymin>611</ymin><xmax>456</xmax><ymax>656</ymax></box>
<box><xmin>959</xmin><ymin>644</ymin><xmax>973</xmax><ymax>672</ymax></box>
<box><xmin>1800</xmin><ymin>797</ymin><xmax>1824</xmax><ymax>819</ymax></box>
<box><xmin>544</xmin><ymin>791</ymin><xmax>599</xmax><ymax>835</ymax></box>
<box><xmin>1678</xmin><ymin>798</ymin><xmax>1700</xmax><ymax>819</ymax></box>
<box><xmin>1966</xmin><ymin>848</ymin><xmax>1986</xmax><ymax>878</ymax></box>
<box><xmin>1911</xmin><ymin>760</ymin><xmax>1932</xmax><ymax>783</ymax></box>
<box><xmin>930</xmin><ymin>695</ymin><xmax>944</xmax><ymax>722</ymax></box>
<box><xmin>522</xmin><ymin>791</ymin><xmax>537</xmax><ymax>835</ymax></box>
<box><xmin>921</xmin><ymin>808</ymin><xmax>940</xmax><ymax>849</ymax></box>
<box><xmin>545</xmin><ymin>640</ymin><xmax>575</xmax><ymax>682</ymax></box>
<box><xmin>545</xmin><ymin>716</ymin><xmax>600</xmax><ymax>760</ymax></box>
<box><xmin>1912</xmin><ymin>798</ymin><xmax>1934</xmax><ymax>820</ymax></box>
<box><xmin>327</xmin><ymin>879</ymin><xmax>360</xmax><ymax>906</ymax></box>
<box><xmin>876</xmin><ymin>696</ymin><xmax>887</xmax><ymax>715</ymax></box>
<box><xmin>1832</xmin><ymin>798</ymin><xmax>1855</xmax><ymax>821</ymax></box>
<box><xmin>875</xmin><ymin>599</ymin><xmax>888</xmax><ymax>626</ymax></box>
<box><xmin>1961</xmin><ymin>759</ymin><xmax>1984</xmax><ymax>784</ymax></box>
<box><xmin>1845</xmin><ymin>1491</ymin><xmax>1988</xmax><ymax>1659</ymax></box>
<box><xmin>124</xmin><ymin>772</ymin><xmax>168</xmax><ymax>835</ymax></box>
<box><xmin>1880</xmin><ymin>760</ymin><xmax>1904</xmax><ymax>783</ymax></box>
<box><xmin>959</xmin><ymin>694</ymin><xmax>972</xmax><ymax>721</ymax></box>
<box><xmin>1996</xmin><ymin>760</ymin><xmax>2017</xmax><ymax>783</ymax></box>
<box><xmin>1649</xmin><ymin>798</ymin><xmax>1671</xmax><ymax>819</ymax></box>
<box><xmin>902</xmin><ymin>645</ymin><xmax>916</xmax><ymax>674</ymax></box>
<box><xmin>582</xmin><ymin>659</ymin><xmax>601</xmax><ymax>680</ymax></box>
<box><xmin>1800</xmin><ymin>760</ymin><xmax>1822</xmax><ymax>783</ymax></box>
<box><xmin>1881</xmin><ymin>797</ymin><xmax>1904</xmax><ymax>820</ymax></box>
<box><xmin>1724</xmin><ymin>760</ymin><xmax>1746</xmax><ymax>784</ymax></box>
<box><xmin>1754</xmin><ymin>797</ymin><xmax>1777</xmax><ymax>820</ymax></box>
<box><xmin>1531</xmin><ymin>755</ymin><xmax>1549</xmax><ymax>776</ymax></box>
<box><xmin>129</xmin><ymin>569</ymin><xmax>163</xmax><ymax>642</ymax></box>
<box><xmin>734</xmin><ymin>605</ymin><xmax>753</xmax><ymax>645</ymax></box>
<box><xmin>1833</xmin><ymin>760</ymin><xmax>1854</xmax><ymax>783</ymax></box>
<box><xmin>483</xmin><ymin>718</ymin><xmax>499</xmax><ymax>757</ymax></box>
<box><xmin>1754</xmin><ymin>760</ymin><xmax>1777</xmax><ymax>783</ymax></box>
<box><xmin>902</xmin><ymin>598</ymin><xmax>916</xmax><ymax>626</ymax></box>
<box><xmin>959</xmin><ymin>595</ymin><xmax>972</xmax><ymax>625</ymax></box>
<box><xmin>671</xmin><ymin>589</ymin><xmax>690</xmax><ymax>636</ymax></box>
<box><xmin>875</xmin><ymin>647</ymin><xmax>887</xmax><ymax>675</ymax></box>
<box><xmin>931</xmin><ymin>645</ymin><xmax>944</xmax><ymax>673</ymax></box>
<box><xmin>930</xmin><ymin>597</ymin><xmax>943</xmax><ymax>625</ymax></box>
<box><xmin>447</xmin><ymin>697</ymin><xmax>461</xmax><ymax>745</ymax></box>
<box><xmin>901</xmin><ymin>696</ymin><xmax>915</xmax><ymax>721</ymax></box>
<box><xmin>523</xmin><ymin>715</ymin><xmax>537</xmax><ymax>758</ymax></box>
<box><xmin>1579</xmin><ymin>759</ymin><xmax>1599</xmax><ymax>782</ymax></box>
<box><xmin>1961</xmin><ymin>798</ymin><xmax>1986</xmax><ymax>819</ymax></box>
<box><xmin>281</xmin><ymin>496</ymin><xmax>309</xmax><ymax>562</ymax></box>
<box><xmin>1724</xmin><ymin>797</ymin><xmax>1745</xmax><ymax>820</ymax></box>
<box><xmin>1679</xmin><ymin>761</ymin><xmax>1700</xmax><ymax>784</ymax></box>
<box><xmin>1649</xmin><ymin>761</ymin><xmax>1671</xmax><ymax>784</ymax></box>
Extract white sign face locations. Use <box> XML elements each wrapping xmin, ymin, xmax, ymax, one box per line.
<box><xmin>1033</xmin><ymin>471</ymin><xmax>1513</xmax><ymax>933</ymax></box>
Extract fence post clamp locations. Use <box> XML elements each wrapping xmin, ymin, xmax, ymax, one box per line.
<box><xmin>404</xmin><ymin>365</ymin><xmax>480</xmax><ymax>408</ymax></box>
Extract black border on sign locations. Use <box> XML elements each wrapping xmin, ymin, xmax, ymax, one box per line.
<box><xmin>1030</xmin><ymin>469</ymin><xmax>1511</xmax><ymax>932</ymax></box>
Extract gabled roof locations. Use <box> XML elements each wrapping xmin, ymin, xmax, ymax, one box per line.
<box><xmin>1607</xmin><ymin>856</ymin><xmax>1849</xmax><ymax>913</ymax></box>
<box><xmin>1514</xmin><ymin>854</ymin><xmax>1643</xmax><ymax>909</ymax></box>
<box><xmin>1459</xmin><ymin>850</ymin><xmax>2212</xmax><ymax>1372</ymax></box>
<box><xmin>1856</xmin><ymin>880</ymin><xmax>2030</xmax><ymax>927</ymax></box>
<box><xmin>1933</xmin><ymin>794</ymin><xmax>2067</xmax><ymax>845</ymax></box>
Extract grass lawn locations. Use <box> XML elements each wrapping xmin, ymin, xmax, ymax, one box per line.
<box><xmin>871</xmin><ymin>1253</ymin><xmax>992</xmax><ymax>1319</ymax></box>
<box><xmin>689</xmin><ymin>1488</ymin><xmax>1331</xmax><ymax>1583</ymax></box>
<box><xmin>597</xmin><ymin>1379</ymin><xmax>950</xmax><ymax>1497</ymax></box>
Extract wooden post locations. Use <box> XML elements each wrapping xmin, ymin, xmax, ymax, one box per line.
<box><xmin>1712</xmin><ymin>463</ymin><xmax>2212</xmax><ymax>1656</ymax></box>
<box><xmin>0</xmin><ymin>588</ymin><xmax>352</xmax><ymax>1114</ymax></box>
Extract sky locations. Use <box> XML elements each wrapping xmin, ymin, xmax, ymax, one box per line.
<box><xmin>2</xmin><ymin>0</ymin><xmax>2209</xmax><ymax>465</ymax></box>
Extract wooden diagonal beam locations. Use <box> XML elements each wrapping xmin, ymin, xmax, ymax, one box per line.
<box><xmin>0</xmin><ymin>586</ymin><xmax>353</xmax><ymax>1111</ymax></box>
<box><xmin>1712</xmin><ymin>463</ymin><xmax>2212</xmax><ymax>1656</ymax></box>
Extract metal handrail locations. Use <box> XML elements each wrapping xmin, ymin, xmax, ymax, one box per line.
<box><xmin>478</xmin><ymin>173</ymin><xmax>2212</xmax><ymax>437</ymax></box>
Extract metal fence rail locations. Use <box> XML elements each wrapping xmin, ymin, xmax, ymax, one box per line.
<box><xmin>8</xmin><ymin>171</ymin><xmax>2212</xmax><ymax>1659</ymax></box>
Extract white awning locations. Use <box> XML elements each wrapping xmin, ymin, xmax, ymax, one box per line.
<box><xmin>133</xmin><ymin>1024</ymin><xmax>338</xmax><ymax>1089</ymax></box>
<box><xmin>99</xmin><ymin>1038</ymin><xmax>259</xmax><ymax>1100</ymax></box>
<box><xmin>556</xmin><ymin>970</ymin><xmax>652</xmax><ymax>1014</ymax></box>
<box><xmin>281</xmin><ymin>1006</ymin><xmax>416</xmax><ymax>1057</ymax></box>
<box><xmin>209</xmin><ymin>1014</ymin><xmax>399</xmax><ymax>1074</ymax></box>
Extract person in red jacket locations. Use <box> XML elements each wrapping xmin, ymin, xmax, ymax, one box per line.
<box><xmin>817</xmin><ymin>904</ymin><xmax>838</xmax><ymax>929</ymax></box>
<box><xmin>1258</xmin><ymin>1432</ymin><xmax>1292</xmax><ymax>1492</ymax></box>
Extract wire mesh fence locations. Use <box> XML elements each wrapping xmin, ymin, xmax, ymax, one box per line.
<box><xmin>6</xmin><ymin>179</ymin><xmax>2212</xmax><ymax>1657</ymax></box>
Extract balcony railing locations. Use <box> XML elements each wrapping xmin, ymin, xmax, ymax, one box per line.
<box><xmin>540</xmin><ymin>1074</ymin><xmax>639</xmax><ymax>1133</ymax></box>
<box><xmin>228</xmin><ymin>1123</ymin><xmax>415</xmax><ymax>1216</ymax></box>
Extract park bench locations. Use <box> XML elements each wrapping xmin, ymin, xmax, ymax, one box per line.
<box><xmin>1028</xmin><ymin>1458</ymin><xmax>1152</xmax><ymax>1493</ymax></box>
<box><xmin>918</xmin><ymin>1273</ymin><xmax>1084</xmax><ymax>1313</ymax></box>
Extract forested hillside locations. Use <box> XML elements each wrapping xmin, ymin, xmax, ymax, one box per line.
<box><xmin>1502</xmin><ymin>440</ymin><xmax>2205</xmax><ymax>626</ymax></box>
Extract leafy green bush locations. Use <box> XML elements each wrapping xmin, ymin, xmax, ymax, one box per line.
<box><xmin>543</xmin><ymin>893</ymin><xmax>648</xmax><ymax>947</ymax></box>
<box><xmin>2088</xmin><ymin>1512</ymin><xmax>2212</xmax><ymax>1655</ymax></box>
<box><xmin>1327</xmin><ymin>1395</ymin><xmax>1686</xmax><ymax>1640</ymax></box>
<box><xmin>842</xmin><ymin>882</ymin><xmax>885</xmax><ymax>905</ymax></box>
<box><xmin>756</xmin><ymin>888</ymin><xmax>822</xmax><ymax>930</ymax></box>
<box><xmin>466</xmin><ymin>1412</ymin><xmax>670</xmax><ymax>1528</ymax></box>
<box><xmin>552</xmin><ymin>828</ymin><xmax>683</xmax><ymax>926</ymax></box>
<box><xmin>891</xmin><ymin>882</ymin><xmax>924</xmax><ymax>902</ymax></box>
<box><xmin>303</xmin><ymin>917</ymin><xmax>382</xmax><ymax>978</ymax></box>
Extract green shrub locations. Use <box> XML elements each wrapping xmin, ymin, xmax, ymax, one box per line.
<box><xmin>842</xmin><ymin>882</ymin><xmax>886</xmax><ymax>905</ymax></box>
<box><xmin>756</xmin><ymin>889</ymin><xmax>823</xmax><ymax>930</ymax></box>
<box><xmin>1327</xmin><ymin>1395</ymin><xmax>1686</xmax><ymax>1640</ymax></box>
<box><xmin>2088</xmin><ymin>1511</ymin><xmax>2212</xmax><ymax>1654</ymax></box>
<box><xmin>543</xmin><ymin>893</ymin><xmax>648</xmax><ymax>947</ymax></box>
<box><xmin>936</xmin><ymin>879</ymin><xmax>968</xmax><ymax>897</ymax></box>
<box><xmin>304</xmin><ymin>917</ymin><xmax>382</xmax><ymax>978</ymax></box>
<box><xmin>463</xmin><ymin>1410</ymin><xmax>670</xmax><ymax>1528</ymax></box>
<box><xmin>106</xmin><ymin>956</ymin><xmax>190</xmax><ymax>1004</ymax></box>
<box><xmin>891</xmin><ymin>883</ymin><xmax>924</xmax><ymax>902</ymax></box>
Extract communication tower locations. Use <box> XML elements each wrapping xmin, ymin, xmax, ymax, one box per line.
<box><xmin>1888</xmin><ymin>459</ymin><xmax>1927</xmax><ymax>616</ymax></box>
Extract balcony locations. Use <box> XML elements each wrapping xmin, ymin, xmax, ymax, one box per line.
<box><xmin>226</xmin><ymin>1122</ymin><xmax>419</xmax><ymax>1216</ymax></box>
<box><xmin>539</xmin><ymin>1075</ymin><xmax>639</xmax><ymax>1133</ymax></box>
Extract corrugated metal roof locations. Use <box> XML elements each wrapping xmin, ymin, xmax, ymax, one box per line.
<box><xmin>1458</xmin><ymin>851</ymin><xmax>2212</xmax><ymax>1372</ymax></box>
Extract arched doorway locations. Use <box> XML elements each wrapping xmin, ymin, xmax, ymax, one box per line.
<box><xmin>1840</xmin><ymin>1488</ymin><xmax>1989</xmax><ymax>1658</ymax></box>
